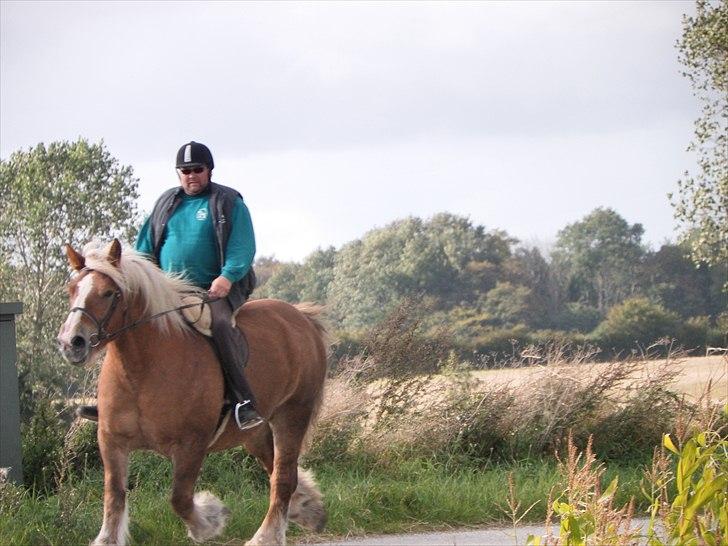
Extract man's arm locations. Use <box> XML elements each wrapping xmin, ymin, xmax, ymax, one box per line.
<box><xmin>209</xmin><ymin>198</ymin><xmax>256</xmax><ymax>298</ymax></box>
<box><xmin>135</xmin><ymin>216</ymin><xmax>154</xmax><ymax>257</ymax></box>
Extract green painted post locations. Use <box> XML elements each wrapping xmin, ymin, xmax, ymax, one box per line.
<box><xmin>0</xmin><ymin>302</ymin><xmax>24</xmax><ymax>485</ymax></box>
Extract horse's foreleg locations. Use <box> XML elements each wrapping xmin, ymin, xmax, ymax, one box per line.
<box><xmin>246</xmin><ymin>409</ymin><xmax>311</xmax><ymax>546</ymax></box>
<box><xmin>171</xmin><ymin>449</ymin><xmax>229</xmax><ymax>543</ymax></box>
<box><xmin>93</xmin><ymin>444</ymin><xmax>129</xmax><ymax>546</ymax></box>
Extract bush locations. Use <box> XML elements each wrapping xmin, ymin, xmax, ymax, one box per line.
<box><xmin>20</xmin><ymin>398</ymin><xmax>66</xmax><ymax>493</ymax></box>
<box><xmin>678</xmin><ymin>315</ymin><xmax>712</xmax><ymax>354</ymax></box>
<box><xmin>551</xmin><ymin>302</ymin><xmax>603</xmax><ymax>333</ymax></box>
<box><xmin>471</xmin><ymin>325</ymin><xmax>532</xmax><ymax>363</ymax></box>
<box><xmin>590</xmin><ymin>297</ymin><xmax>680</xmax><ymax>354</ymax></box>
<box><xmin>63</xmin><ymin>420</ymin><xmax>101</xmax><ymax>477</ymax></box>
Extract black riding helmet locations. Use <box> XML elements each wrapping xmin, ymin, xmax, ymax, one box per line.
<box><xmin>176</xmin><ymin>141</ymin><xmax>214</xmax><ymax>170</ymax></box>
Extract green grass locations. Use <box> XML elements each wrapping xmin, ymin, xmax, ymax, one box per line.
<box><xmin>0</xmin><ymin>450</ymin><xmax>649</xmax><ymax>546</ymax></box>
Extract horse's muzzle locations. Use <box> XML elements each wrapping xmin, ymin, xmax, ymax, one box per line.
<box><xmin>57</xmin><ymin>334</ymin><xmax>90</xmax><ymax>365</ymax></box>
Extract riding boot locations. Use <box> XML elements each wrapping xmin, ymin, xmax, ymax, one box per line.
<box><xmin>209</xmin><ymin>298</ymin><xmax>264</xmax><ymax>430</ymax></box>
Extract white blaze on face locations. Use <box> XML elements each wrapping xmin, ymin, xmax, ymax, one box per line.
<box><xmin>59</xmin><ymin>273</ymin><xmax>97</xmax><ymax>342</ymax></box>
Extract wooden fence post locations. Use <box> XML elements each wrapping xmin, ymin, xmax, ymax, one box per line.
<box><xmin>0</xmin><ymin>302</ymin><xmax>24</xmax><ymax>485</ymax></box>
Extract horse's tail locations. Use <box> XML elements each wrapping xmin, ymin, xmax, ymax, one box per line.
<box><xmin>294</xmin><ymin>302</ymin><xmax>331</xmax><ymax>355</ymax></box>
<box><xmin>294</xmin><ymin>302</ymin><xmax>330</xmax><ymax>449</ymax></box>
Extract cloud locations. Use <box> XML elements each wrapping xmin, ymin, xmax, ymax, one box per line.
<box><xmin>1</xmin><ymin>1</ymin><xmax>695</xmax><ymax>161</ymax></box>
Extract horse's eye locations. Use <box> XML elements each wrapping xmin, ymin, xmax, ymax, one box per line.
<box><xmin>103</xmin><ymin>290</ymin><xmax>114</xmax><ymax>298</ymax></box>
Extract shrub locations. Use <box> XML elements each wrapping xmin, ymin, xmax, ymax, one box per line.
<box><xmin>62</xmin><ymin>420</ymin><xmax>101</xmax><ymax>478</ymax></box>
<box><xmin>590</xmin><ymin>297</ymin><xmax>680</xmax><ymax>354</ymax></box>
<box><xmin>590</xmin><ymin>366</ymin><xmax>681</xmax><ymax>462</ymax></box>
<box><xmin>20</xmin><ymin>398</ymin><xmax>66</xmax><ymax>493</ymax></box>
<box><xmin>551</xmin><ymin>302</ymin><xmax>603</xmax><ymax>333</ymax></box>
<box><xmin>471</xmin><ymin>325</ymin><xmax>532</xmax><ymax>363</ymax></box>
<box><xmin>678</xmin><ymin>315</ymin><xmax>712</xmax><ymax>354</ymax></box>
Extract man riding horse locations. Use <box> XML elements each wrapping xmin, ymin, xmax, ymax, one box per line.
<box><xmin>78</xmin><ymin>140</ymin><xmax>263</xmax><ymax>430</ymax></box>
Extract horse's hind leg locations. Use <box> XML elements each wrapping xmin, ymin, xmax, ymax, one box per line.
<box><xmin>93</xmin><ymin>443</ymin><xmax>130</xmax><ymax>545</ymax></box>
<box><xmin>246</xmin><ymin>403</ymin><xmax>317</xmax><ymax>546</ymax></box>
<box><xmin>242</xmin><ymin>423</ymin><xmax>325</xmax><ymax>533</ymax></box>
<box><xmin>171</xmin><ymin>448</ymin><xmax>230</xmax><ymax>543</ymax></box>
<box><xmin>288</xmin><ymin>466</ymin><xmax>326</xmax><ymax>532</ymax></box>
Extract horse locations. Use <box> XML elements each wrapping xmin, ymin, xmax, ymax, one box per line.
<box><xmin>57</xmin><ymin>239</ymin><xmax>329</xmax><ymax>546</ymax></box>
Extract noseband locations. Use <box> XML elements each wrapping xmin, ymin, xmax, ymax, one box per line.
<box><xmin>68</xmin><ymin>268</ymin><xmax>124</xmax><ymax>347</ymax></box>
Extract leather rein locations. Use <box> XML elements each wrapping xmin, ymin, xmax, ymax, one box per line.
<box><xmin>68</xmin><ymin>267</ymin><xmax>218</xmax><ymax>347</ymax></box>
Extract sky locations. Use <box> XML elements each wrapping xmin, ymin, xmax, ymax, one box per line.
<box><xmin>1</xmin><ymin>1</ymin><xmax>699</xmax><ymax>262</ymax></box>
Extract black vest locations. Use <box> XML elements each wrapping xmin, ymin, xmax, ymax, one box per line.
<box><xmin>148</xmin><ymin>181</ymin><xmax>256</xmax><ymax>310</ymax></box>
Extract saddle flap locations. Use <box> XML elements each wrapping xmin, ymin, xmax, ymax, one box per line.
<box><xmin>180</xmin><ymin>295</ymin><xmax>213</xmax><ymax>337</ymax></box>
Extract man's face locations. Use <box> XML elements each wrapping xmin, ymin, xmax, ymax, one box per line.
<box><xmin>177</xmin><ymin>165</ymin><xmax>211</xmax><ymax>195</ymax></box>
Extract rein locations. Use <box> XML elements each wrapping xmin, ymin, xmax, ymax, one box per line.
<box><xmin>69</xmin><ymin>267</ymin><xmax>219</xmax><ymax>347</ymax></box>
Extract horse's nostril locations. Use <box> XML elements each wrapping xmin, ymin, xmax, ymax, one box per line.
<box><xmin>71</xmin><ymin>335</ymin><xmax>86</xmax><ymax>349</ymax></box>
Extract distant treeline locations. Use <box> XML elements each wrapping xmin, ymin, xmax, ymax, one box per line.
<box><xmin>253</xmin><ymin>208</ymin><xmax>727</xmax><ymax>362</ymax></box>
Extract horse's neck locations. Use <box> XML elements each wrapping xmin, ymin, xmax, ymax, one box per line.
<box><xmin>106</xmin><ymin>298</ymin><xmax>182</xmax><ymax>377</ymax></box>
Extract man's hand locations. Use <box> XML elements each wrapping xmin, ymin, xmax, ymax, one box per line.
<box><xmin>209</xmin><ymin>276</ymin><xmax>232</xmax><ymax>299</ymax></box>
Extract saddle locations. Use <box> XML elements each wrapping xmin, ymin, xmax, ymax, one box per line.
<box><xmin>180</xmin><ymin>295</ymin><xmax>214</xmax><ymax>336</ymax></box>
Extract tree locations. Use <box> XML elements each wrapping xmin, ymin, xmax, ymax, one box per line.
<box><xmin>327</xmin><ymin>214</ymin><xmax>516</xmax><ymax>329</ymax></box>
<box><xmin>553</xmin><ymin>208</ymin><xmax>645</xmax><ymax>313</ymax></box>
<box><xmin>0</xmin><ymin>140</ymin><xmax>140</xmax><ymax>412</ymax></box>
<box><xmin>639</xmin><ymin>243</ymin><xmax>723</xmax><ymax>319</ymax></box>
<box><xmin>670</xmin><ymin>0</ymin><xmax>728</xmax><ymax>269</ymax></box>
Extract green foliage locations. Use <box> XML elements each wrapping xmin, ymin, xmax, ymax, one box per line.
<box><xmin>645</xmin><ymin>418</ymin><xmax>728</xmax><ymax>546</ymax></box>
<box><xmin>327</xmin><ymin>213</ymin><xmax>516</xmax><ymax>329</ymax></box>
<box><xmin>554</xmin><ymin>208</ymin><xmax>645</xmax><ymax>313</ymax></box>
<box><xmin>0</xmin><ymin>139</ymin><xmax>140</xmax><ymax>413</ymax></box>
<box><xmin>527</xmin><ymin>435</ymin><xmax>639</xmax><ymax>546</ymax></box>
<box><xmin>20</xmin><ymin>398</ymin><xmax>66</xmax><ymax>494</ymax></box>
<box><xmin>482</xmin><ymin>281</ymin><xmax>531</xmax><ymax>327</ymax></box>
<box><xmin>471</xmin><ymin>324</ymin><xmax>531</xmax><ymax>359</ymax></box>
<box><xmin>590</xmin><ymin>298</ymin><xmax>681</xmax><ymax>353</ymax></box>
<box><xmin>551</xmin><ymin>302</ymin><xmax>603</xmax><ymax>333</ymax></box>
<box><xmin>671</xmin><ymin>0</ymin><xmax>728</xmax><ymax>270</ymax></box>
<box><xmin>640</xmin><ymin>244</ymin><xmax>719</xmax><ymax>319</ymax></box>
<box><xmin>258</xmin><ymin>261</ymin><xmax>303</xmax><ymax>301</ymax></box>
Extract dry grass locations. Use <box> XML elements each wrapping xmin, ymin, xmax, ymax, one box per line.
<box><xmin>471</xmin><ymin>355</ymin><xmax>727</xmax><ymax>403</ymax></box>
<box><xmin>310</xmin><ymin>341</ymin><xmax>725</xmax><ymax>464</ymax></box>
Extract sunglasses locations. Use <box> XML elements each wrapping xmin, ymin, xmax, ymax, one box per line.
<box><xmin>179</xmin><ymin>167</ymin><xmax>205</xmax><ymax>175</ymax></box>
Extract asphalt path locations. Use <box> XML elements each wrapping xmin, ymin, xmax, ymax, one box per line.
<box><xmin>309</xmin><ymin>523</ymin><xmax>545</xmax><ymax>545</ymax></box>
<box><xmin>305</xmin><ymin>518</ymin><xmax>654</xmax><ymax>546</ymax></box>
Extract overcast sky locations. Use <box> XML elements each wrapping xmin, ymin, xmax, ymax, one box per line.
<box><xmin>1</xmin><ymin>1</ymin><xmax>698</xmax><ymax>261</ymax></box>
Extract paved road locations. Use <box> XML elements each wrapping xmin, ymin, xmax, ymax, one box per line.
<box><xmin>306</xmin><ymin>524</ymin><xmax>553</xmax><ymax>546</ymax></box>
<box><xmin>305</xmin><ymin>519</ymin><xmax>653</xmax><ymax>546</ymax></box>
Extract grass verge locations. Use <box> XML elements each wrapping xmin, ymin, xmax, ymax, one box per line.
<box><xmin>0</xmin><ymin>450</ymin><xmax>648</xmax><ymax>546</ymax></box>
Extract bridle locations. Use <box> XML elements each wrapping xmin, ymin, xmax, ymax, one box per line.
<box><xmin>68</xmin><ymin>267</ymin><xmax>218</xmax><ymax>347</ymax></box>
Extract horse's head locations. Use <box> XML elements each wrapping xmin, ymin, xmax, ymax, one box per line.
<box><xmin>57</xmin><ymin>239</ymin><xmax>125</xmax><ymax>366</ymax></box>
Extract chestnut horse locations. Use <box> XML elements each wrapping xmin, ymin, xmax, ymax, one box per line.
<box><xmin>57</xmin><ymin>240</ymin><xmax>328</xmax><ymax>545</ymax></box>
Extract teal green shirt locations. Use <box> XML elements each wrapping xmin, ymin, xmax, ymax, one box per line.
<box><xmin>136</xmin><ymin>191</ymin><xmax>255</xmax><ymax>289</ymax></box>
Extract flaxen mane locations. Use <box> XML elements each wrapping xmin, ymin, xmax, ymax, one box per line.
<box><xmin>82</xmin><ymin>242</ymin><xmax>203</xmax><ymax>335</ymax></box>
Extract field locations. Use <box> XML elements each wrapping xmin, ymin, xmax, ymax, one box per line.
<box><xmin>470</xmin><ymin>355</ymin><xmax>727</xmax><ymax>401</ymax></box>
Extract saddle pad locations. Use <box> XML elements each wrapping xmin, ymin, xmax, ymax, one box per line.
<box><xmin>180</xmin><ymin>295</ymin><xmax>213</xmax><ymax>337</ymax></box>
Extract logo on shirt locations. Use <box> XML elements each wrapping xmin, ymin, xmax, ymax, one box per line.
<box><xmin>196</xmin><ymin>208</ymin><xmax>208</xmax><ymax>221</ymax></box>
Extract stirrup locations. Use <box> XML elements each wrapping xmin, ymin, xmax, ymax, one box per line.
<box><xmin>234</xmin><ymin>401</ymin><xmax>264</xmax><ymax>431</ymax></box>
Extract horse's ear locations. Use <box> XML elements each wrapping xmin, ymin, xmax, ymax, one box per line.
<box><xmin>65</xmin><ymin>244</ymin><xmax>85</xmax><ymax>271</ymax></box>
<box><xmin>107</xmin><ymin>239</ymin><xmax>122</xmax><ymax>267</ymax></box>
